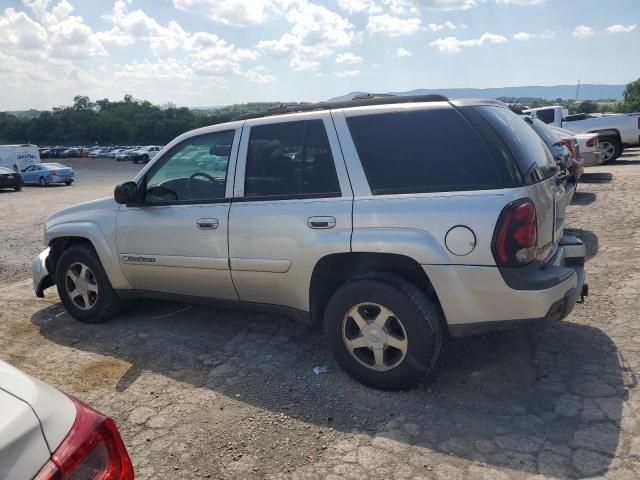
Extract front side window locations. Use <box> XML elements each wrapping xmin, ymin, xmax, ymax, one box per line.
<box><xmin>144</xmin><ymin>130</ymin><xmax>234</xmax><ymax>203</ymax></box>
<box><xmin>535</xmin><ymin>109</ymin><xmax>555</xmax><ymax>124</ymax></box>
<box><xmin>244</xmin><ymin>120</ymin><xmax>341</xmax><ymax>198</ymax></box>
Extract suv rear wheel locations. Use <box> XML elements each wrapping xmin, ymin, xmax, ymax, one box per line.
<box><xmin>324</xmin><ymin>273</ymin><xmax>443</xmax><ymax>390</ymax></box>
<box><xmin>55</xmin><ymin>245</ymin><xmax>120</xmax><ymax>323</ymax></box>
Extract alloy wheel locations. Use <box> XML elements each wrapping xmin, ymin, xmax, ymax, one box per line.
<box><xmin>342</xmin><ymin>303</ymin><xmax>408</xmax><ymax>371</ymax></box>
<box><xmin>65</xmin><ymin>262</ymin><xmax>99</xmax><ymax>310</ymax></box>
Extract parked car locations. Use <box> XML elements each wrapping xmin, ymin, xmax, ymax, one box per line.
<box><xmin>21</xmin><ymin>163</ymin><xmax>74</xmax><ymax>187</ymax></box>
<box><xmin>525</xmin><ymin>116</ymin><xmax>573</xmax><ymax>171</ymax></box>
<box><xmin>130</xmin><ymin>145</ymin><xmax>162</xmax><ymax>164</ymax></box>
<box><xmin>560</xmin><ymin>130</ymin><xmax>602</xmax><ymax>167</ymax></box>
<box><xmin>549</xmin><ymin>126</ymin><xmax>585</xmax><ymax>180</ymax></box>
<box><xmin>0</xmin><ymin>166</ymin><xmax>22</xmax><ymax>191</ymax></box>
<box><xmin>33</xmin><ymin>95</ymin><xmax>587</xmax><ymax>390</ymax></box>
<box><xmin>116</xmin><ymin>148</ymin><xmax>139</xmax><ymax>162</ymax></box>
<box><xmin>523</xmin><ymin>105</ymin><xmax>640</xmax><ymax>162</ymax></box>
<box><xmin>0</xmin><ymin>359</ymin><xmax>133</xmax><ymax>480</ymax></box>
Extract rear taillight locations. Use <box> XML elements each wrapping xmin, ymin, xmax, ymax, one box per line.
<box><xmin>560</xmin><ymin>138</ymin><xmax>575</xmax><ymax>157</ymax></box>
<box><xmin>586</xmin><ymin>137</ymin><xmax>596</xmax><ymax>148</ymax></box>
<box><xmin>492</xmin><ymin>199</ymin><xmax>537</xmax><ymax>266</ymax></box>
<box><xmin>34</xmin><ymin>396</ymin><xmax>133</xmax><ymax>480</ymax></box>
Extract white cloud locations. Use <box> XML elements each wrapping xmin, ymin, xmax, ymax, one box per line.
<box><xmin>171</xmin><ymin>0</ymin><xmax>280</xmax><ymax>26</ymax></box>
<box><xmin>336</xmin><ymin>52</ymin><xmax>362</xmax><ymax>64</ymax></box>
<box><xmin>429</xmin><ymin>32</ymin><xmax>507</xmax><ymax>53</ymax></box>
<box><xmin>290</xmin><ymin>56</ymin><xmax>320</xmax><ymax>71</ymax></box>
<box><xmin>539</xmin><ymin>30</ymin><xmax>555</xmax><ymax>39</ymax></box>
<box><xmin>572</xmin><ymin>25</ymin><xmax>594</xmax><ymax>38</ymax></box>
<box><xmin>606</xmin><ymin>24</ymin><xmax>636</xmax><ymax>33</ymax></box>
<box><xmin>334</xmin><ymin>70</ymin><xmax>360</xmax><ymax>77</ymax></box>
<box><xmin>245</xmin><ymin>69</ymin><xmax>276</xmax><ymax>83</ymax></box>
<box><xmin>367</xmin><ymin>13</ymin><xmax>421</xmax><ymax>36</ymax></box>
<box><xmin>496</xmin><ymin>0</ymin><xmax>545</xmax><ymax>4</ymax></box>
<box><xmin>513</xmin><ymin>32</ymin><xmax>534</xmax><ymax>40</ymax></box>
<box><xmin>396</xmin><ymin>47</ymin><xmax>412</xmax><ymax>57</ymax></box>
<box><xmin>116</xmin><ymin>58</ymin><xmax>193</xmax><ymax>81</ymax></box>
<box><xmin>337</xmin><ymin>0</ymin><xmax>381</xmax><ymax>14</ymax></box>
<box><xmin>416</xmin><ymin>0</ymin><xmax>476</xmax><ymax>10</ymax></box>
<box><xmin>425</xmin><ymin>20</ymin><xmax>457</xmax><ymax>31</ymax></box>
<box><xmin>258</xmin><ymin>2</ymin><xmax>356</xmax><ymax>73</ymax></box>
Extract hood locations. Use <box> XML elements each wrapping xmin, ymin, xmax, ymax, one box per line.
<box><xmin>47</xmin><ymin>196</ymin><xmax>119</xmax><ymax>227</ymax></box>
<box><xmin>0</xmin><ymin>360</ymin><xmax>76</xmax><ymax>457</ymax></box>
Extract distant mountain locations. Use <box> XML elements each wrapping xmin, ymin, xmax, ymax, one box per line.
<box><xmin>328</xmin><ymin>84</ymin><xmax>626</xmax><ymax>103</ymax></box>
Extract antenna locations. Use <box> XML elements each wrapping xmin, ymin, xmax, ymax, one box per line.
<box><xmin>575</xmin><ymin>79</ymin><xmax>581</xmax><ymax>101</ymax></box>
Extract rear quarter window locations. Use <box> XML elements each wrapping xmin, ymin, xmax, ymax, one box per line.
<box><xmin>346</xmin><ymin>108</ymin><xmax>504</xmax><ymax>195</ymax></box>
<box><xmin>474</xmin><ymin>106</ymin><xmax>556</xmax><ymax>183</ymax></box>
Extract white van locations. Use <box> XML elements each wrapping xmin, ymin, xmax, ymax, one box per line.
<box><xmin>0</xmin><ymin>144</ymin><xmax>41</xmax><ymax>172</ymax></box>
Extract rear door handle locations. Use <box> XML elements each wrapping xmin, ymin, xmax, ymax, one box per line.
<box><xmin>307</xmin><ymin>216</ymin><xmax>336</xmax><ymax>229</ymax></box>
<box><xmin>196</xmin><ymin>218</ymin><xmax>219</xmax><ymax>230</ymax></box>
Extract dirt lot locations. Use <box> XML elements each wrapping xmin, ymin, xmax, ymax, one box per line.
<box><xmin>1</xmin><ymin>154</ymin><xmax>640</xmax><ymax>479</ymax></box>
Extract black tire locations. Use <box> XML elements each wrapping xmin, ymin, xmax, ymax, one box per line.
<box><xmin>39</xmin><ymin>176</ymin><xmax>48</xmax><ymax>187</ymax></box>
<box><xmin>142</xmin><ymin>154</ymin><xmax>149</xmax><ymax>164</ymax></box>
<box><xmin>324</xmin><ymin>273</ymin><xmax>443</xmax><ymax>391</ymax></box>
<box><xmin>14</xmin><ymin>185</ymin><xmax>21</xmax><ymax>191</ymax></box>
<box><xmin>65</xmin><ymin>180</ymin><xmax>72</xmax><ymax>186</ymax></box>
<box><xmin>133</xmin><ymin>157</ymin><xmax>139</xmax><ymax>164</ymax></box>
<box><xmin>55</xmin><ymin>245</ymin><xmax>120</xmax><ymax>323</ymax></box>
<box><xmin>599</xmin><ymin>136</ymin><xmax>622</xmax><ymax>164</ymax></box>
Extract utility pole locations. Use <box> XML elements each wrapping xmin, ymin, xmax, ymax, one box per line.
<box><xmin>575</xmin><ymin>79</ymin><xmax>581</xmax><ymax>101</ymax></box>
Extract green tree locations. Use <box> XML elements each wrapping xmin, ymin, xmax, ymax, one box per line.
<box><xmin>621</xmin><ymin>78</ymin><xmax>640</xmax><ymax>113</ymax></box>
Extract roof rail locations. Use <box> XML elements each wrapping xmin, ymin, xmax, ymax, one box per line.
<box><xmin>232</xmin><ymin>94</ymin><xmax>450</xmax><ymax>121</ymax></box>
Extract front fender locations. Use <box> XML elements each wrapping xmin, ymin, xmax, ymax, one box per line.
<box><xmin>46</xmin><ymin>222</ymin><xmax>131</xmax><ymax>290</ymax></box>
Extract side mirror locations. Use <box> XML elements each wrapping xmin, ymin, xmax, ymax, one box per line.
<box><xmin>114</xmin><ymin>181</ymin><xmax>138</xmax><ymax>204</ymax></box>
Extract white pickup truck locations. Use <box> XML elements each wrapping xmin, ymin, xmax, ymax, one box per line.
<box><xmin>523</xmin><ymin>106</ymin><xmax>640</xmax><ymax>162</ymax></box>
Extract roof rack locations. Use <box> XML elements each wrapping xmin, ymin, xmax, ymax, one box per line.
<box><xmin>232</xmin><ymin>93</ymin><xmax>450</xmax><ymax>121</ymax></box>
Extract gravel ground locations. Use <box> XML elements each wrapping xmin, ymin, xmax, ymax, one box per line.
<box><xmin>1</xmin><ymin>153</ymin><xmax>640</xmax><ymax>479</ymax></box>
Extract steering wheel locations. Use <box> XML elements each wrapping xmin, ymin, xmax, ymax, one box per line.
<box><xmin>186</xmin><ymin>172</ymin><xmax>220</xmax><ymax>199</ymax></box>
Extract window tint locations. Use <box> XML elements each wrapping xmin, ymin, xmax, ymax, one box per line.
<box><xmin>535</xmin><ymin>108</ymin><xmax>555</xmax><ymax>124</ymax></box>
<box><xmin>346</xmin><ymin>108</ymin><xmax>503</xmax><ymax>195</ymax></box>
<box><xmin>244</xmin><ymin>120</ymin><xmax>341</xmax><ymax>198</ymax></box>
<box><xmin>527</xmin><ymin>118</ymin><xmax>561</xmax><ymax>148</ymax></box>
<box><xmin>144</xmin><ymin>130</ymin><xmax>234</xmax><ymax>203</ymax></box>
<box><xmin>475</xmin><ymin>106</ymin><xmax>556</xmax><ymax>182</ymax></box>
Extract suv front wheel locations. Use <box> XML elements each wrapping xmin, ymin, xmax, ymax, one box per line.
<box><xmin>55</xmin><ymin>245</ymin><xmax>120</xmax><ymax>323</ymax></box>
<box><xmin>324</xmin><ymin>273</ymin><xmax>443</xmax><ymax>391</ymax></box>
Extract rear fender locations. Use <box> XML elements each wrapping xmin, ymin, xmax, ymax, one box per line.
<box><xmin>351</xmin><ymin>228</ymin><xmax>450</xmax><ymax>264</ymax></box>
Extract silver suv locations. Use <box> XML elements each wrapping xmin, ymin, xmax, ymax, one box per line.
<box><xmin>33</xmin><ymin>95</ymin><xmax>587</xmax><ymax>390</ymax></box>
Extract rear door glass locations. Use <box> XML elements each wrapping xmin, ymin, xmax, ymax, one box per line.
<box><xmin>346</xmin><ymin>108</ymin><xmax>503</xmax><ymax>195</ymax></box>
<box><xmin>474</xmin><ymin>106</ymin><xmax>556</xmax><ymax>182</ymax></box>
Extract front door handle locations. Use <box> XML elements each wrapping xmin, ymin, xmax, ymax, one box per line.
<box><xmin>196</xmin><ymin>218</ymin><xmax>219</xmax><ymax>230</ymax></box>
<box><xmin>307</xmin><ymin>216</ymin><xmax>336</xmax><ymax>229</ymax></box>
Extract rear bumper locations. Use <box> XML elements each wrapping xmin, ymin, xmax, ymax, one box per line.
<box><xmin>425</xmin><ymin>233</ymin><xmax>586</xmax><ymax>337</ymax></box>
<box><xmin>33</xmin><ymin>247</ymin><xmax>53</xmax><ymax>298</ymax></box>
<box><xmin>49</xmin><ymin>175</ymin><xmax>74</xmax><ymax>183</ymax></box>
<box><xmin>582</xmin><ymin>151</ymin><xmax>603</xmax><ymax>167</ymax></box>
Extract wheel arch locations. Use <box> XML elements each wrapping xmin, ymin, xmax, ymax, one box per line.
<box><xmin>309</xmin><ymin>252</ymin><xmax>447</xmax><ymax>331</ymax></box>
<box><xmin>46</xmin><ymin>224</ymin><xmax>131</xmax><ymax>290</ymax></box>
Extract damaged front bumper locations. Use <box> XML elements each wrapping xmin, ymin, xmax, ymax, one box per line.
<box><xmin>33</xmin><ymin>247</ymin><xmax>53</xmax><ymax>298</ymax></box>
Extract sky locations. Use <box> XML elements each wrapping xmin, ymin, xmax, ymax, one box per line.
<box><xmin>0</xmin><ymin>0</ymin><xmax>638</xmax><ymax>110</ymax></box>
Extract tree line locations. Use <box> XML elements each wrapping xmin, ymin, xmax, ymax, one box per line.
<box><xmin>0</xmin><ymin>95</ymin><xmax>289</xmax><ymax>146</ymax></box>
<box><xmin>1</xmin><ymin>78</ymin><xmax>639</xmax><ymax>146</ymax></box>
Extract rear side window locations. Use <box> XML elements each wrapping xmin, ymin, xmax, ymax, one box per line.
<box><xmin>245</xmin><ymin>120</ymin><xmax>341</xmax><ymax>198</ymax></box>
<box><xmin>346</xmin><ymin>108</ymin><xmax>503</xmax><ymax>195</ymax></box>
<box><xmin>475</xmin><ymin>106</ymin><xmax>556</xmax><ymax>182</ymax></box>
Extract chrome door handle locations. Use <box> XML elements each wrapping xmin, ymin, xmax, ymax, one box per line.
<box><xmin>307</xmin><ymin>216</ymin><xmax>336</xmax><ymax>229</ymax></box>
<box><xmin>196</xmin><ymin>218</ymin><xmax>219</xmax><ymax>230</ymax></box>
